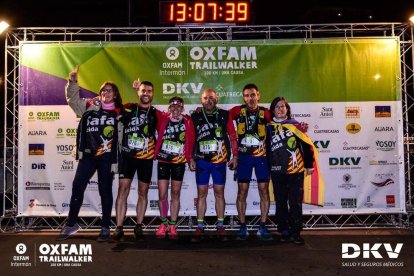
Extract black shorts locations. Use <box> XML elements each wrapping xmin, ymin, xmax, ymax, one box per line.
<box><xmin>119</xmin><ymin>155</ymin><xmax>153</xmax><ymax>183</ymax></box>
<box><xmin>157</xmin><ymin>162</ymin><xmax>186</xmax><ymax>181</ymax></box>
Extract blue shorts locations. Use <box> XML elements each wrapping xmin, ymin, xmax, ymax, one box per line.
<box><xmin>237</xmin><ymin>155</ymin><xmax>270</xmax><ymax>183</ymax></box>
<box><xmin>195</xmin><ymin>160</ymin><xmax>226</xmax><ymax>186</ymax></box>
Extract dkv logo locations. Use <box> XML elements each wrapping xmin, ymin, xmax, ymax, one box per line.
<box><xmin>342</xmin><ymin>243</ymin><xmax>403</xmax><ymax>259</ymax></box>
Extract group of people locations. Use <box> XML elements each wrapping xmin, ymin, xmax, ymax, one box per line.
<box><xmin>56</xmin><ymin>66</ymin><xmax>318</xmax><ymax>245</ymax></box>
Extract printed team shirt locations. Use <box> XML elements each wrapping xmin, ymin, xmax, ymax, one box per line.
<box><xmin>192</xmin><ymin>109</ymin><xmax>229</xmax><ymax>163</ymax></box>
<box><xmin>230</xmin><ymin>105</ymin><xmax>271</xmax><ymax>157</ymax></box>
<box><xmin>157</xmin><ymin>119</ymin><xmax>187</xmax><ymax>163</ymax></box>
<box><xmin>121</xmin><ymin>104</ymin><xmax>157</xmax><ymax>159</ymax></box>
<box><xmin>83</xmin><ymin>110</ymin><xmax>117</xmax><ymax>156</ymax></box>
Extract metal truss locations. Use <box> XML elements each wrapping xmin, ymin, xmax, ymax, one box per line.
<box><xmin>2</xmin><ymin>23</ymin><xmax>413</xmax><ymax>232</ymax></box>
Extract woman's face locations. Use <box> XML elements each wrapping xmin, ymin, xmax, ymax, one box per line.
<box><xmin>168</xmin><ymin>100</ymin><xmax>184</xmax><ymax>118</ymax></box>
<box><xmin>100</xmin><ymin>85</ymin><xmax>115</xmax><ymax>104</ymax></box>
<box><xmin>273</xmin><ymin>100</ymin><xmax>288</xmax><ymax>119</ymax></box>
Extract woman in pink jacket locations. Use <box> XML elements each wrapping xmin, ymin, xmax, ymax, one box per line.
<box><xmin>153</xmin><ymin>96</ymin><xmax>195</xmax><ymax>239</ymax></box>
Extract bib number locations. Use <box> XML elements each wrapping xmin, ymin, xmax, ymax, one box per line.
<box><xmin>162</xmin><ymin>140</ymin><xmax>181</xmax><ymax>154</ymax></box>
<box><xmin>128</xmin><ymin>134</ymin><xmax>144</xmax><ymax>149</ymax></box>
<box><xmin>241</xmin><ymin>134</ymin><xmax>260</xmax><ymax>147</ymax></box>
<box><xmin>200</xmin><ymin>140</ymin><xmax>218</xmax><ymax>153</ymax></box>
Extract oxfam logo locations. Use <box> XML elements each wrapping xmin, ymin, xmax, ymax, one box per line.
<box><xmin>103</xmin><ymin>126</ymin><xmax>114</xmax><ymax>138</ymax></box>
<box><xmin>166</xmin><ymin>47</ymin><xmax>179</xmax><ymax>60</ymax></box>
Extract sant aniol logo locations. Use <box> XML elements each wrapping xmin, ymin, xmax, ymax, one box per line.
<box><xmin>319</xmin><ymin>106</ymin><xmax>333</xmax><ymax>118</ymax></box>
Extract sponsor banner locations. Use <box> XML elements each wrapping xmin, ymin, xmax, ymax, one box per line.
<box><xmin>18</xmin><ymin>40</ymin><xmax>405</xmax><ymax>216</ymax></box>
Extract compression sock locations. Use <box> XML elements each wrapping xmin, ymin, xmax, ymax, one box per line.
<box><xmin>160</xmin><ymin>216</ymin><xmax>168</xmax><ymax>225</ymax></box>
<box><xmin>216</xmin><ymin>217</ymin><xmax>224</xmax><ymax>229</ymax></box>
<box><xmin>197</xmin><ymin>218</ymin><xmax>205</xmax><ymax>229</ymax></box>
<box><xmin>160</xmin><ymin>199</ymin><xmax>169</xmax><ymax>218</ymax></box>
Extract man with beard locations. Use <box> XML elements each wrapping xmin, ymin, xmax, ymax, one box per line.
<box><xmin>113</xmin><ymin>80</ymin><xmax>162</xmax><ymax>241</ymax></box>
<box><xmin>189</xmin><ymin>88</ymin><xmax>238</xmax><ymax>242</ymax></box>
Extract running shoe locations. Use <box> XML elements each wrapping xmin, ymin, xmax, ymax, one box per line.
<box><xmin>191</xmin><ymin>226</ymin><xmax>204</xmax><ymax>243</ymax></box>
<box><xmin>56</xmin><ymin>223</ymin><xmax>80</xmax><ymax>241</ymax></box>
<box><xmin>292</xmin><ymin>235</ymin><xmax>305</xmax><ymax>245</ymax></box>
<box><xmin>156</xmin><ymin>223</ymin><xmax>168</xmax><ymax>238</ymax></box>
<box><xmin>113</xmin><ymin>227</ymin><xmax>125</xmax><ymax>242</ymax></box>
<box><xmin>257</xmin><ymin>226</ymin><xmax>273</xmax><ymax>241</ymax></box>
<box><xmin>237</xmin><ymin>225</ymin><xmax>249</xmax><ymax>240</ymax></box>
<box><xmin>133</xmin><ymin>224</ymin><xmax>144</xmax><ymax>240</ymax></box>
<box><xmin>280</xmin><ymin>230</ymin><xmax>293</xmax><ymax>243</ymax></box>
<box><xmin>216</xmin><ymin>226</ymin><xmax>228</xmax><ymax>241</ymax></box>
<box><xmin>168</xmin><ymin>224</ymin><xmax>178</xmax><ymax>240</ymax></box>
<box><xmin>96</xmin><ymin>227</ymin><xmax>111</xmax><ymax>242</ymax></box>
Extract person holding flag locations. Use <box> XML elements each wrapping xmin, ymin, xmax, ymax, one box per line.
<box><xmin>267</xmin><ymin>96</ymin><xmax>324</xmax><ymax>245</ymax></box>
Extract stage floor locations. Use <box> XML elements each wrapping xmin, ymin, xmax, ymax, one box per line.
<box><xmin>1</xmin><ymin>229</ymin><xmax>413</xmax><ymax>275</ymax></box>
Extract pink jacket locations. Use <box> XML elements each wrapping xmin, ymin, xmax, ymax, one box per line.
<box><xmin>154</xmin><ymin>112</ymin><xmax>195</xmax><ymax>163</ymax></box>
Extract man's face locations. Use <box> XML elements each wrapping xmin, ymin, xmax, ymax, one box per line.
<box><xmin>137</xmin><ymin>84</ymin><xmax>153</xmax><ymax>104</ymax></box>
<box><xmin>242</xmin><ymin>88</ymin><xmax>260</xmax><ymax>109</ymax></box>
<box><xmin>201</xmin><ymin>90</ymin><xmax>218</xmax><ymax>112</ymax></box>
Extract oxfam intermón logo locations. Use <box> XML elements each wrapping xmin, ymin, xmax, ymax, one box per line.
<box><xmin>166</xmin><ymin>47</ymin><xmax>180</xmax><ymax>60</ymax></box>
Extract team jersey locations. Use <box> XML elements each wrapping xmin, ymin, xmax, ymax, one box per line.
<box><xmin>81</xmin><ymin>109</ymin><xmax>117</xmax><ymax>156</ymax></box>
<box><xmin>267</xmin><ymin>119</ymin><xmax>313</xmax><ymax>174</ymax></box>
<box><xmin>191</xmin><ymin>108</ymin><xmax>234</xmax><ymax>163</ymax></box>
<box><xmin>121</xmin><ymin>104</ymin><xmax>158</xmax><ymax>159</ymax></box>
<box><xmin>230</xmin><ymin>105</ymin><xmax>271</xmax><ymax>157</ymax></box>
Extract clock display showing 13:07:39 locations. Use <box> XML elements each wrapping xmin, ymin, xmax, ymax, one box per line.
<box><xmin>159</xmin><ymin>1</ymin><xmax>251</xmax><ymax>24</ymax></box>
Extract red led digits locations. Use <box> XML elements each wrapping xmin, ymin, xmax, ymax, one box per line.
<box><xmin>160</xmin><ymin>1</ymin><xmax>250</xmax><ymax>24</ymax></box>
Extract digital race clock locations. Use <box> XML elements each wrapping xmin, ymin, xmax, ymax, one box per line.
<box><xmin>159</xmin><ymin>1</ymin><xmax>251</xmax><ymax>24</ymax></box>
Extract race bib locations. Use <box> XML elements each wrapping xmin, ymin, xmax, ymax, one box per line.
<box><xmin>128</xmin><ymin>134</ymin><xmax>144</xmax><ymax>149</ymax></box>
<box><xmin>200</xmin><ymin>140</ymin><xmax>218</xmax><ymax>153</ymax></box>
<box><xmin>241</xmin><ymin>134</ymin><xmax>260</xmax><ymax>147</ymax></box>
<box><xmin>161</xmin><ymin>140</ymin><xmax>182</xmax><ymax>154</ymax></box>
